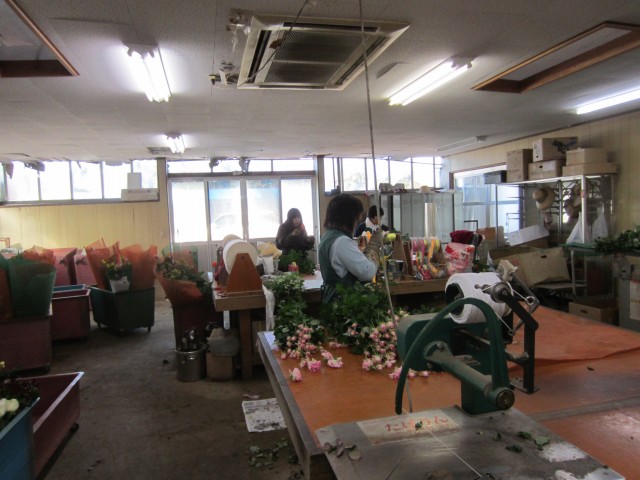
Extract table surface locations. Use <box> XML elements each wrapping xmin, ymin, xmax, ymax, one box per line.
<box><xmin>258</xmin><ymin>306</ymin><xmax>640</xmax><ymax>480</ymax></box>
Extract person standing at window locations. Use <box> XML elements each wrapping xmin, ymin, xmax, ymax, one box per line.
<box><xmin>318</xmin><ymin>194</ymin><xmax>382</xmax><ymax>304</ymax></box>
<box><xmin>276</xmin><ymin>208</ymin><xmax>314</xmax><ymax>255</ymax></box>
<box><xmin>354</xmin><ymin>205</ymin><xmax>389</xmax><ymax>237</ymax></box>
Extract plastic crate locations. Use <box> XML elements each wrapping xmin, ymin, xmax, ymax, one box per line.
<box><xmin>51</xmin><ymin>286</ymin><xmax>91</xmax><ymax>341</ymax></box>
<box><xmin>0</xmin><ymin>314</ymin><xmax>52</xmax><ymax>371</ymax></box>
<box><xmin>24</xmin><ymin>372</ymin><xmax>83</xmax><ymax>477</ymax></box>
<box><xmin>0</xmin><ymin>403</ymin><xmax>36</xmax><ymax>480</ymax></box>
<box><xmin>89</xmin><ymin>287</ymin><xmax>155</xmax><ymax>333</ymax></box>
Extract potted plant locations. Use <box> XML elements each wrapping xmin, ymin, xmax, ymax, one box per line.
<box><xmin>102</xmin><ymin>255</ymin><xmax>132</xmax><ymax>292</ymax></box>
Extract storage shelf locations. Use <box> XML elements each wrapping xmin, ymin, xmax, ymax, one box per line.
<box><xmin>504</xmin><ymin>174</ymin><xmax>613</xmax><ymax>186</ymax></box>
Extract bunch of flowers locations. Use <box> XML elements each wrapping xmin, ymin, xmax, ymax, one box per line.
<box><xmin>0</xmin><ymin>361</ymin><xmax>39</xmax><ymax>430</ymax></box>
<box><xmin>102</xmin><ymin>254</ymin><xmax>131</xmax><ymax>281</ymax></box>
<box><xmin>324</xmin><ymin>283</ymin><xmax>404</xmax><ymax>372</ymax></box>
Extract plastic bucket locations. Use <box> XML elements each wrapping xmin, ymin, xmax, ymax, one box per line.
<box><xmin>176</xmin><ymin>345</ymin><xmax>207</xmax><ymax>382</ymax></box>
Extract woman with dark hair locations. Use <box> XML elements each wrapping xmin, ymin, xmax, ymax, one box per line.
<box><xmin>318</xmin><ymin>194</ymin><xmax>382</xmax><ymax>303</ymax></box>
<box><xmin>276</xmin><ymin>208</ymin><xmax>314</xmax><ymax>255</ymax></box>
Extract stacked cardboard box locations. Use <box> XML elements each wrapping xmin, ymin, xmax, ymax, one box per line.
<box><xmin>506</xmin><ymin>149</ymin><xmax>532</xmax><ymax>182</ymax></box>
<box><xmin>528</xmin><ymin>137</ymin><xmax>578</xmax><ymax>180</ymax></box>
<box><xmin>562</xmin><ymin>148</ymin><xmax>617</xmax><ymax>176</ymax></box>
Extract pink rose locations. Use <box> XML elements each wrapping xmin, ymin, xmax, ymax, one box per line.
<box><xmin>289</xmin><ymin>368</ymin><xmax>302</xmax><ymax>382</ymax></box>
<box><xmin>327</xmin><ymin>357</ymin><xmax>343</xmax><ymax>368</ymax></box>
<box><xmin>307</xmin><ymin>359</ymin><xmax>322</xmax><ymax>372</ymax></box>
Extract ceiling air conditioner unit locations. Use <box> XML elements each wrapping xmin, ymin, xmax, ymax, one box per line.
<box><xmin>237</xmin><ymin>15</ymin><xmax>409</xmax><ymax>90</ymax></box>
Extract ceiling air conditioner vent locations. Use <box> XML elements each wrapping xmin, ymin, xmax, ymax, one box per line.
<box><xmin>238</xmin><ymin>15</ymin><xmax>409</xmax><ymax>90</ymax></box>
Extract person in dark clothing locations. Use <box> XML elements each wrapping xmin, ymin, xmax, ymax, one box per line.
<box><xmin>276</xmin><ymin>208</ymin><xmax>314</xmax><ymax>255</ymax></box>
<box><xmin>354</xmin><ymin>205</ymin><xmax>389</xmax><ymax>237</ymax></box>
<box><xmin>318</xmin><ymin>194</ymin><xmax>382</xmax><ymax>304</ymax></box>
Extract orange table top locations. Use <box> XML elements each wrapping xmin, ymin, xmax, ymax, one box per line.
<box><xmin>259</xmin><ymin>306</ymin><xmax>640</xmax><ymax>479</ymax></box>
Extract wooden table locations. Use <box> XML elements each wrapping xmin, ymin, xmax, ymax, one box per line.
<box><xmin>213</xmin><ymin>288</ymin><xmax>265</xmax><ymax>380</ymax></box>
<box><xmin>258</xmin><ymin>306</ymin><xmax>640</xmax><ymax>480</ymax></box>
<box><xmin>214</xmin><ymin>274</ymin><xmax>447</xmax><ymax>380</ymax></box>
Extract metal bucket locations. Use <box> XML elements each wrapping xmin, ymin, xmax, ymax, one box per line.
<box><xmin>176</xmin><ymin>344</ymin><xmax>207</xmax><ymax>382</ymax></box>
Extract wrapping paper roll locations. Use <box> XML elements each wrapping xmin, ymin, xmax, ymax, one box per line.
<box><xmin>223</xmin><ymin>239</ymin><xmax>258</xmax><ymax>272</ymax></box>
<box><xmin>222</xmin><ymin>234</ymin><xmax>241</xmax><ymax>247</ymax></box>
<box><xmin>445</xmin><ymin>272</ymin><xmax>511</xmax><ymax>324</ymax></box>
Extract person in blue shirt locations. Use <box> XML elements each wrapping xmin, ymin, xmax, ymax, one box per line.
<box><xmin>318</xmin><ymin>194</ymin><xmax>382</xmax><ymax>304</ymax></box>
<box><xmin>354</xmin><ymin>205</ymin><xmax>389</xmax><ymax>237</ymax></box>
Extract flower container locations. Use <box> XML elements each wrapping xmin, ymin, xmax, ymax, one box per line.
<box><xmin>176</xmin><ymin>344</ymin><xmax>207</xmax><ymax>382</ymax></box>
<box><xmin>0</xmin><ymin>314</ymin><xmax>52</xmax><ymax>372</ymax></box>
<box><xmin>0</xmin><ymin>402</ymin><xmax>37</xmax><ymax>480</ymax></box>
<box><xmin>51</xmin><ymin>286</ymin><xmax>91</xmax><ymax>341</ymax></box>
<box><xmin>171</xmin><ymin>302</ymin><xmax>221</xmax><ymax>349</ymax></box>
<box><xmin>21</xmin><ymin>372</ymin><xmax>83</xmax><ymax>477</ymax></box>
<box><xmin>89</xmin><ymin>287</ymin><xmax>155</xmax><ymax>333</ymax></box>
<box><xmin>109</xmin><ymin>277</ymin><xmax>130</xmax><ymax>293</ymax></box>
<box><xmin>51</xmin><ymin>248</ymin><xmax>77</xmax><ymax>287</ymax></box>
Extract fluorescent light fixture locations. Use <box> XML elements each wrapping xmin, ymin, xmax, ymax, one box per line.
<box><xmin>126</xmin><ymin>44</ymin><xmax>171</xmax><ymax>102</ymax></box>
<box><xmin>166</xmin><ymin>134</ymin><xmax>185</xmax><ymax>154</ymax></box>
<box><xmin>437</xmin><ymin>136</ymin><xmax>487</xmax><ymax>153</ymax></box>
<box><xmin>576</xmin><ymin>86</ymin><xmax>640</xmax><ymax>114</ymax></box>
<box><xmin>389</xmin><ymin>58</ymin><xmax>472</xmax><ymax>106</ymax></box>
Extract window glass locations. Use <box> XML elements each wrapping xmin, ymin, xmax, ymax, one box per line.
<box><xmin>273</xmin><ymin>158</ymin><xmax>314</xmax><ymax>171</ymax></box>
<box><xmin>217</xmin><ymin>160</ymin><xmax>241</xmax><ymax>173</ymax></box>
<box><xmin>248</xmin><ymin>160</ymin><xmax>272</xmax><ymax>172</ymax></box>
<box><xmin>71</xmin><ymin>162</ymin><xmax>102</xmax><ymax>199</ymax></box>
<box><xmin>209</xmin><ymin>179</ymin><xmax>242</xmax><ymax>240</ymax></box>
<box><xmin>412</xmin><ymin>157</ymin><xmax>443</xmax><ymax>190</ymax></box>
<box><xmin>281</xmin><ymin>178</ymin><xmax>315</xmax><ymax>234</ymax></box>
<box><xmin>389</xmin><ymin>159</ymin><xmax>411</xmax><ymax>187</ymax></box>
<box><xmin>324</xmin><ymin>157</ymin><xmax>338</xmax><ymax>193</ymax></box>
<box><xmin>103</xmin><ymin>162</ymin><xmax>131</xmax><ymax>199</ymax></box>
<box><xmin>170</xmin><ymin>181</ymin><xmax>208</xmax><ymax>242</ymax></box>
<box><xmin>40</xmin><ymin>162</ymin><xmax>71</xmax><ymax>200</ymax></box>
<box><xmin>133</xmin><ymin>159</ymin><xmax>158</xmax><ymax>188</ymax></box>
<box><xmin>6</xmin><ymin>162</ymin><xmax>39</xmax><ymax>201</ymax></box>
<box><xmin>342</xmin><ymin>158</ymin><xmax>366</xmax><ymax>191</ymax></box>
<box><xmin>366</xmin><ymin>158</ymin><xmax>390</xmax><ymax>190</ymax></box>
<box><xmin>247</xmin><ymin>179</ymin><xmax>280</xmax><ymax>239</ymax></box>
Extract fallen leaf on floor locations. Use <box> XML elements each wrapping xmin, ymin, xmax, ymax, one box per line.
<box><xmin>587</xmin><ymin>366</ymin><xmax>595</xmax><ymax>371</ymax></box>
<box><xmin>243</xmin><ymin>393</ymin><xmax>260</xmax><ymax>399</ymax></box>
<box><xmin>162</xmin><ymin>359</ymin><xmax>169</xmax><ymax>365</ymax></box>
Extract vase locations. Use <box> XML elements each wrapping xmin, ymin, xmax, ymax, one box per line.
<box><xmin>109</xmin><ymin>277</ymin><xmax>130</xmax><ymax>293</ymax></box>
<box><xmin>0</xmin><ymin>402</ymin><xmax>36</xmax><ymax>480</ymax></box>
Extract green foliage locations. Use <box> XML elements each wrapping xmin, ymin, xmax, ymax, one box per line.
<box><xmin>322</xmin><ymin>283</ymin><xmax>391</xmax><ymax>349</ymax></box>
<box><xmin>278</xmin><ymin>250</ymin><xmax>315</xmax><ymax>275</ymax></box>
<box><xmin>156</xmin><ymin>256</ymin><xmax>213</xmax><ymax>303</ymax></box>
<box><xmin>594</xmin><ymin>226</ymin><xmax>640</xmax><ymax>253</ymax></box>
<box><xmin>263</xmin><ymin>273</ymin><xmax>305</xmax><ymax>306</ymax></box>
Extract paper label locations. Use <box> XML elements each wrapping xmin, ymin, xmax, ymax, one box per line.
<box><xmin>357</xmin><ymin>410</ymin><xmax>458</xmax><ymax>444</ymax></box>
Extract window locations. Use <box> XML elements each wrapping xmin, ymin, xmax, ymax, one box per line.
<box><xmin>171</xmin><ymin>181</ymin><xmax>208</xmax><ymax>242</ymax></box>
<box><xmin>246</xmin><ymin>179</ymin><xmax>280</xmax><ymax>239</ymax></box>
<box><xmin>168</xmin><ymin>174</ymin><xmax>316</xmax><ymax>245</ymax></box>
<box><xmin>453</xmin><ymin>166</ymin><xmax>519</xmax><ymax>236</ymax></box>
<box><xmin>6</xmin><ymin>162</ymin><xmax>39</xmax><ymax>201</ymax></box>
<box><xmin>273</xmin><ymin>158</ymin><xmax>314</xmax><ymax>171</ymax></box>
<box><xmin>1</xmin><ymin>159</ymin><xmax>158</xmax><ymax>204</ymax></box>
<box><xmin>40</xmin><ymin>162</ymin><xmax>71</xmax><ymax>200</ymax></box>
<box><xmin>324</xmin><ymin>156</ymin><xmax>443</xmax><ymax>193</ymax></box>
<box><xmin>209</xmin><ymin>179</ymin><xmax>242</xmax><ymax>240</ymax></box>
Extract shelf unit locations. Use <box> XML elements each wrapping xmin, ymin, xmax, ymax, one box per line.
<box><xmin>506</xmin><ymin>174</ymin><xmax>615</xmax><ymax>247</ymax></box>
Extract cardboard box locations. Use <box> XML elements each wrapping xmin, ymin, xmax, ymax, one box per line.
<box><xmin>532</xmin><ymin>137</ymin><xmax>578</xmax><ymax>161</ymax></box>
<box><xmin>507</xmin><ymin>225</ymin><xmax>549</xmax><ymax>246</ymax></box>
<box><xmin>506</xmin><ymin>149</ymin><xmax>533</xmax><ymax>182</ymax></box>
<box><xmin>483</xmin><ymin>170</ymin><xmax>507</xmax><ymax>184</ymax></box>
<box><xmin>569</xmin><ymin>298</ymin><xmax>618</xmax><ymax>325</ymax></box>
<box><xmin>565</xmin><ymin>148</ymin><xmax>607</xmax><ymax>165</ymax></box>
<box><xmin>497</xmin><ymin>247</ymin><xmax>569</xmax><ymax>287</ymax></box>
<box><xmin>562</xmin><ymin>162</ymin><xmax>618</xmax><ymax>176</ymax></box>
<box><xmin>528</xmin><ymin>159</ymin><xmax>564</xmax><ymax>180</ymax></box>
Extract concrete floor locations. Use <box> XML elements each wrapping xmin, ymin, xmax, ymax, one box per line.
<box><xmin>43</xmin><ymin>299</ymin><xmax>302</xmax><ymax>480</ymax></box>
